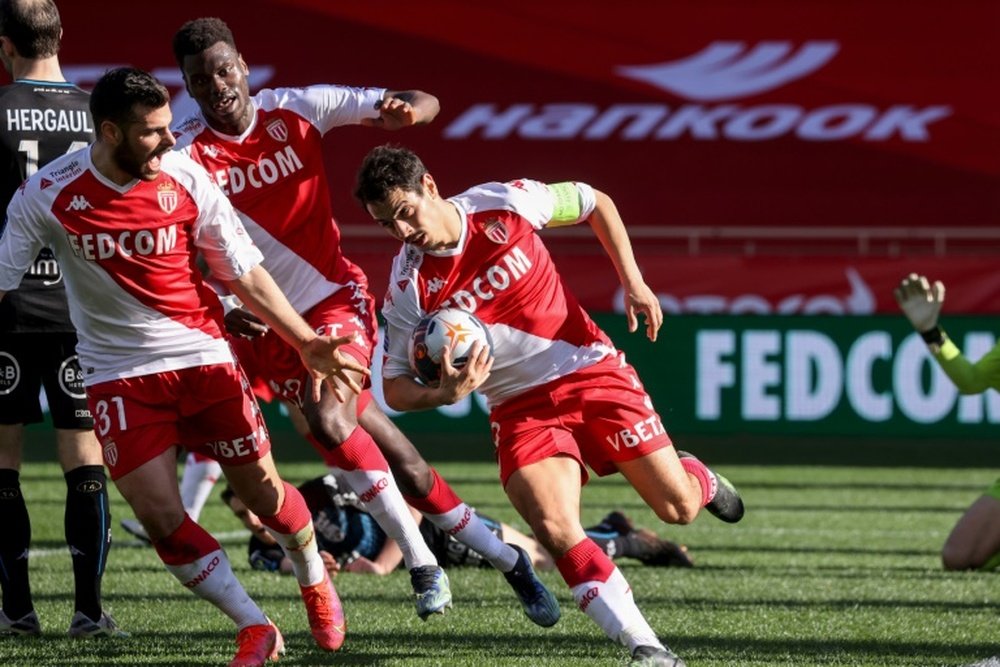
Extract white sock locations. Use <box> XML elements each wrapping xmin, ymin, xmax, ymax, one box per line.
<box><xmin>265</xmin><ymin>522</ymin><xmax>326</xmax><ymax>587</ymax></box>
<box><xmin>180</xmin><ymin>455</ymin><xmax>222</xmax><ymax>522</ymax></box>
<box><xmin>335</xmin><ymin>466</ymin><xmax>437</xmax><ymax>570</ymax></box>
<box><xmin>422</xmin><ymin>504</ymin><xmax>518</xmax><ymax>571</ymax></box>
<box><xmin>164</xmin><ymin>548</ymin><xmax>267</xmax><ymax>629</ymax></box>
<box><xmin>570</xmin><ymin>567</ymin><xmax>663</xmax><ymax>653</ymax></box>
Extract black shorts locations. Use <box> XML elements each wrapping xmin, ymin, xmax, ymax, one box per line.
<box><xmin>0</xmin><ymin>332</ymin><xmax>93</xmax><ymax>429</ymax></box>
<box><xmin>420</xmin><ymin>511</ymin><xmax>504</xmax><ymax>569</ymax></box>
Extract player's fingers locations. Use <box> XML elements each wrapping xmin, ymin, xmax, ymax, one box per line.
<box><xmin>932</xmin><ymin>280</ymin><xmax>945</xmax><ymax>304</ymax></box>
<box><xmin>626</xmin><ymin>304</ymin><xmax>638</xmax><ymax>333</ymax></box>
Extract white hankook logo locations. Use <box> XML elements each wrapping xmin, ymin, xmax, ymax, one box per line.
<box><xmin>618</xmin><ymin>41</ymin><xmax>839</xmax><ymax>102</ymax></box>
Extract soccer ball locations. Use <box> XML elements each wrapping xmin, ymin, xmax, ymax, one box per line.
<box><xmin>409</xmin><ymin>307</ymin><xmax>494</xmax><ymax>386</ymax></box>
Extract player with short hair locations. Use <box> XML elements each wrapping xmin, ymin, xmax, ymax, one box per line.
<box><xmin>895</xmin><ymin>273</ymin><xmax>1000</xmax><ymax>572</ymax></box>
<box><xmin>0</xmin><ymin>0</ymin><xmax>120</xmax><ymax>639</ymax></box>
<box><xmin>170</xmin><ymin>16</ymin><xmax>559</xmax><ymax>626</ymax></box>
<box><xmin>355</xmin><ymin>144</ymin><xmax>746</xmax><ymax>667</ymax></box>
<box><xmin>0</xmin><ymin>66</ymin><xmax>369</xmax><ymax>665</ymax></box>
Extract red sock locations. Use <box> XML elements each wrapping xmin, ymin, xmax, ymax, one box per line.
<box><xmin>555</xmin><ymin>538</ymin><xmax>615</xmax><ymax>587</ymax></box>
<box><xmin>154</xmin><ymin>515</ymin><xmax>219</xmax><ymax>565</ymax></box>
<box><xmin>404</xmin><ymin>468</ymin><xmax>462</xmax><ymax>514</ymax></box>
<box><xmin>258</xmin><ymin>481</ymin><xmax>311</xmax><ymax>534</ymax></box>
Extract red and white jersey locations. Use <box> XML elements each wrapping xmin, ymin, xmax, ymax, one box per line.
<box><xmin>173</xmin><ymin>85</ymin><xmax>384</xmax><ymax>313</ymax></box>
<box><xmin>0</xmin><ymin>147</ymin><xmax>263</xmax><ymax>386</ymax></box>
<box><xmin>381</xmin><ymin>179</ymin><xmax>616</xmax><ymax>409</ymax></box>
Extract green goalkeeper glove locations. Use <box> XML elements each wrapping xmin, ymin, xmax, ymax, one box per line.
<box><xmin>893</xmin><ymin>273</ymin><xmax>945</xmax><ymax>333</ymax></box>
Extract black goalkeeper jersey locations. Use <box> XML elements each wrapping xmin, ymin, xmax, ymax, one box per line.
<box><xmin>0</xmin><ymin>79</ymin><xmax>93</xmax><ymax>333</ymax></box>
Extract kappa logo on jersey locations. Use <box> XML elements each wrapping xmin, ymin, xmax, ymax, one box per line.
<box><xmin>480</xmin><ymin>217</ymin><xmax>509</xmax><ymax>245</ymax></box>
<box><xmin>40</xmin><ymin>178</ymin><xmax>54</xmax><ymax>190</ymax></box>
<box><xmin>426</xmin><ymin>277</ymin><xmax>447</xmax><ymax>294</ymax></box>
<box><xmin>65</xmin><ymin>194</ymin><xmax>93</xmax><ymax>211</ymax></box>
<box><xmin>618</xmin><ymin>41</ymin><xmax>839</xmax><ymax>102</ymax></box>
<box><xmin>201</xmin><ymin>144</ymin><xmax>220</xmax><ymax>158</ymax></box>
<box><xmin>157</xmin><ymin>182</ymin><xmax>178</xmax><ymax>214</ymax></box>
<box><xmin>266</xmin><ymin>118</ymin><xmax>289</xmax><ymax>142</ymax></box>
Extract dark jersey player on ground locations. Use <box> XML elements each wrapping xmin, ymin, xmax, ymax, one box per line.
<box><xmin>0</xmin><ymin>0</ymin><xmax>121</xmax><ymax>639</ymax></box>
<box><xmin>222</xmin><ymin>476</ymin><xmax>694</xmax><ymax>577</ymax></box>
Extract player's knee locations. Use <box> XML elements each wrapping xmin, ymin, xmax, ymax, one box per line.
<box><xmin>308</xmin><ymin>410</ymin><xmax>358</xmax><ymax>446</ymax></box>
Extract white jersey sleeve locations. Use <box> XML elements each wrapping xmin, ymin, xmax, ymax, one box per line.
<box><xmin>381</xmin><ymin>246</ymin><xmax>426</xmax><ymax>380</ymax></box>
<box><xmin>459</xmin><ymin>179</ymin><xmax>596</xmax><ymax>231</ymax></box>
<box><xmin>160</xmin><ymin>151</ymin><xmax>263</xmax><ymax>281</ymax></box>
<box><xmin>255</xmin><ymin>85</ymin><xmax>386</xmax><ymax>135</ymax></box>
<box><xmin>0</xmin><ymin>184</ymin><xmax>49</xmax><ymax>290</ymax></box>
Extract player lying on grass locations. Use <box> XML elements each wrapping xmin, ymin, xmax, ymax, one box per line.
<box><xmin>895</xmin><ymin>274</ymin><xmax>1000</xmax><ymax>572</ymax></box>
<box><xmin>221</xmin><ymin>476</ymin><xmax>694</xmax><ymax>576</ymax></box>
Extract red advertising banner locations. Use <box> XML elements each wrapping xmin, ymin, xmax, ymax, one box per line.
<box><xmin>10</xmin><ymin>2</ymin><xmax>997</xmax><ymax>313</ymax></box>
<box><xmin>43</xmin><ymin>0</ymin><xmax>999</xmax><ymax>233</ymax></box>
<box><xmin>346</xmin><ymin>246</ymin><xmax>1000</xmax><ymax>315</ymax></box>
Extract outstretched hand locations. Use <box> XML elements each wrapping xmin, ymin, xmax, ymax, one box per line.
<box><xmin>624</xmin><ymin>281</ymin><xmax>663</xmax><ymax>342</ymax></box>
<box><xmin>298</xmin><ymin>335</ymin><xmax>370</xmax><ymax>403</ymax></box>
<box><xmin>894</xmin><ymin>273</ymin><xmax>945</xmax><ymax>333</ymax></box>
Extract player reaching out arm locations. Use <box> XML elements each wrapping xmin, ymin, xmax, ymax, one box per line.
<box><xmin>357</xmin><ymin>144</ymin><xmax>745</xmax><ymax>667</ymax></box>
<box><xmin>170</xmin><ymin>16</ymin><xmax>561</xmax><ymax>627</ymax></box>
<box><xmin>895</xmin><ymin>273</ymin><xmax>1000</xmax><ymax>571</ymax></box>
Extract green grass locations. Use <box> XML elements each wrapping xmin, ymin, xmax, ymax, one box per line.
<box><xmin>2</xmin><ymin>461</ymin><xmax>997</xmax><ymax>666</ymax></box>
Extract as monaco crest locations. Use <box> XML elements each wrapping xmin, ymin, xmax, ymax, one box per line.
<box><xmin>266</xmin><ymin>119</ymin><xmax>288</xmax><ymax>142</ymax></box>
<box><xmin>157</xmin><ymin>182</ymin><xmax>178</xmax><ymax>214</ymax></box>
<box><xmin>102</xmin><ymin>440</ymin><xmax>118</xmax><ymax>468</ymax></box>
<box><xmin>480</xmin><ymin>217</ymin><xmax>509</xmax><ymax>245</ymax></box>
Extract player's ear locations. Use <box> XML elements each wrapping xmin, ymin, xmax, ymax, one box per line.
<box><xmin>238</xmin><ymin>56</ymin><xmax>249</xmax><ymax>76</ymax></box>
<box><xmin>99</xmin><ymin>119</ymin><xmax>123</xmax><ymax>145</ymax></box>
<box><xmin>0</xmin><ymin>35</ymin><xmax>16</xmax><ymax>60</ymax></box>
<box><xmin>422</xmin><ymin>172</ymin><xmax>437</xmax><ymax>199</ymax></box>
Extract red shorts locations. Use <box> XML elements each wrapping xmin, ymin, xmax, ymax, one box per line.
<box><xmin>87</xmin><ymin>362</ymin><xmax>271</xmax><ymax>481</ymax></box>
<box><xmin>489</xmin><ymin>354</ymin><xmax>672</xmax><ymax>487</ymax></box>
<box><xmin>231</xmin><ymin>284</ymin><xmax>377</xmax><ymax>407</ymax></box>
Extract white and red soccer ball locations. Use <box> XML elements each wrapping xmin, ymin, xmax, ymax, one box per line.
<box><xmin>408</xmin><ymin>307</ymin><xmax>494</xmax><ymax>386</ymax></box>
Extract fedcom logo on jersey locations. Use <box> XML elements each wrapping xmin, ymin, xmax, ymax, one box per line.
<box><xmin>207</xmin><ymin>145</ymin><xmax>304</xmax><ymax>196</ymax></box>
<box><xmin>67</xmin><ymin>225</ymin><xmax>179</xmax><ymax>261</ymax></box>
<box><xmin>445</xmin><ymin>41</ymin><xmax>951</xmax><ymax>143</ymax></box>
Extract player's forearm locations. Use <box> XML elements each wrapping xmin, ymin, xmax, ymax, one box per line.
<box><xmin>933</xmin><ymin>337</ymin><xmax>1000</xmax><ymax>394</ymax></box>
<box><xmin>383</xmin><ymin>375</ymin><xmax>453</xmax><ymax>411</ymax></box>
<box><xmin>587</xmin><ymin>190</ymin><xmax>646</xmax><ymax>291</ymax></box>
<box><xmin>226</xmin><ymin>265</ymin><xmax>316</xmax><ymax>351</ymax></box>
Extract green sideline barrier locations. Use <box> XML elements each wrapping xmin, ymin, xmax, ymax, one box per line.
<box><xmin>23</xmin><ymin>314</ymin><xmax>1000</xmax><ymax>464</ymax></box>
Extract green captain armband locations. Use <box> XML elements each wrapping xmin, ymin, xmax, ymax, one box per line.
<box><xmin>548</xmin><ymin>182</ymin><xmax>582</xmax><ymax>226</ymax></box>
<box><xmin>937</xmin><ymin>337</ymin><xmax>961</xmax><ymax>361</ymax></box>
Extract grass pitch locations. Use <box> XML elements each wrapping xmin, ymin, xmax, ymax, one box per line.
<box><xmin>1</xmin><ymin>460</ymin><xmax>996</xmax><ymax>666</ymax></box>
